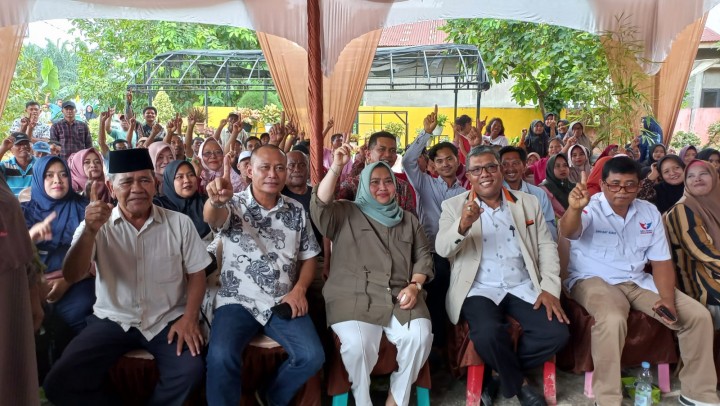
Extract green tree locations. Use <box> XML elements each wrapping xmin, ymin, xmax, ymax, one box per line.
<box><xmin>152</xmin><ymin>90</ymin><xmax>176</xmax><ymax>125</ymax></box>
<box><xmin>1</xmin><ymin>39</ymin><xmax>80</xmax><ymax>132</ymax></box>
<box><xmin>70</xmin><ymin>20</ymin><xmax>259</xmax><ymax>110</ymax></box>
<box><xmin>442</xmin><ymin>19</ymin><xmax>609</xmax><ymax>117</ymax></box>
<box><xmin>671</xmin><ymin>131</ymin><xmax>701</xmax><ymax>150</ymax></box>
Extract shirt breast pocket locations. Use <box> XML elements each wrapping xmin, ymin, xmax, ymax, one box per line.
<box><xmin>151</xmin><ymin>254</ymin><xmax>183</xmax><ymax>283</ymax></box>
<box><xmin>591</xmin><ymin>233</ymin><xmax>618</xmax><ymax>257</ymax></box>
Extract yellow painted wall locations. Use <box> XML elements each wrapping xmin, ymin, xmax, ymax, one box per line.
<box><xmin>356</xmin><ymin>106</ymin><xmax>545</xmax><ymax>147</ymax></box>
<box><xmin>207</xmin><ymin>105</ymin><xmax>551</xmax><ymax>147</ymax></box>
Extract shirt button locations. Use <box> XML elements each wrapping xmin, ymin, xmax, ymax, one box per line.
<box><xmin>386</xmin><ymin>288</ymin><xmax>391</xmax><ymax>292</ymax></box>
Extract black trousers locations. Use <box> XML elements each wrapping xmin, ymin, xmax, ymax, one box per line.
<box><xmin>461</xmin><ymin>294</ymin><xmax>569</xmax><ymax>398</ymax></box>
<box><xmin>43</xmin><ymin>315</ymin><xmax>204</xmax><ymax>406</ymax></box>
<box><xmin>427</xmin><ymin>253</ymin><xmax>451</xmax><ymax>347</ymax></box>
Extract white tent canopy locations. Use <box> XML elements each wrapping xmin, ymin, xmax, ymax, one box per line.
<box><xmin>2</xmin><ymin>0</ymin><xmax>720</xmax><ymax>75</ymax></box>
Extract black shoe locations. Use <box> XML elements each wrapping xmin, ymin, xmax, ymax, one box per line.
<box><xmin>516</xmin><ymin>385</ymin><xmax>547</xmax><ymax>406</ymax></box>
<box><xmin>481</xmin><ymin>376</ymin><xmax>500</xmax><ymax>406</ymax></box>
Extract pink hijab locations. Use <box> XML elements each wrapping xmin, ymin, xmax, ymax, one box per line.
<box><xmin>148</xmin><ymin>142</ymin><xmax>176</xmax><ymax>181</ymax></box>
<box><xmin>68</xmin><ymin>148</ymin><xmax>111</xmax><ymax>203</ymax></box>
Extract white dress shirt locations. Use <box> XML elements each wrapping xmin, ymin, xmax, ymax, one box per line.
<box><xmin>565</xmin><ymin>193</ymin><xmax>671</xmax><ymax>292</ymax></box>
<box><xmin>467</xmin><ymin>197</ymin><xmax>539</xmax><ymax>304</ymax></box>
<box><xmin>73</xmin><ymin>205</ymin><xmax>211</xmax><ymax>340</ymax></box>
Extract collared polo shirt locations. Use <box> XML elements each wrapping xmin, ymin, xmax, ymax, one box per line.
<box><xmin>1</xmin><ymin>156</ymin><xmax>36</xmax><ymax>196</ymax></box>
<box><xmin>402</xmin><ymin>131</ymin><xmax>466</xmax><ymax>249</ymax></box>
<box><xmin>213</xmin><ymin>187</ymin><xmax>320</xmax><ymax>325</ymax></box>
<box><xmin>565</xmin><ymin>193</ymin><xmax>671</xmax><ymax>293</ymax></box>
<box><xmin>72</xmin><ymin>205</ymin><xmax>211</xmax><ymax>340</ymax></box>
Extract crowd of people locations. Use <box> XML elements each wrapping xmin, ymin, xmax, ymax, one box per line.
<box><xmin>3</xmin><ymin>96</ymin><xmax>720</xmax><ymax>406</ymax></box>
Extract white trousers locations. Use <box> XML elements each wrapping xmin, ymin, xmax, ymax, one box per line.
<box><xmin>331</xmin><ymin>316</ymin><xmax>433</xmax><ymax>406</ymax></box>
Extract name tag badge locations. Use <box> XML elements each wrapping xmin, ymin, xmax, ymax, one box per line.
<box><xmin>593</xmin><ymin>230</ymin><xmax>618</xmax><ymax>246</ymax></box>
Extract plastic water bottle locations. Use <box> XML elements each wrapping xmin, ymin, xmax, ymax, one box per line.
<box><xmin>634</xmin><ymin>361</ymin><xmax>653</xmax><ymax>406</ymax></box>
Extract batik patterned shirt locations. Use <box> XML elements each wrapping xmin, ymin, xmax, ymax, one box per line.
<box><xmin>213</xmin><ymin>187</ymin><xmax>321</xmax><ymax>324</ymax></box>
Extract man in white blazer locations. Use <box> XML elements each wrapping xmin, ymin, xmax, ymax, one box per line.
<box><xmin>436</xmin><ymin>146</ymin><xmax>569</xmax><ymax>406</ymax></box>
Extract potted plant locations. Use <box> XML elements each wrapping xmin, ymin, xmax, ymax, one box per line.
<box><xmin>259</xmin><ymin>104</ymin><xmax>282</xmax><ymax>131</ymax></box>
<box><xmin>187</xmin><ymin>107</ymin><xmax>207</xmax><ymax>133</ymax></box>
<box><xmin>434</xmin><ymin>114</ymin><xmax>448</xmax><ymax>135</ymax></box>
<box><xmin>237</xmin><ymin>107</ymin><xmax>260</xmax><ymax>132</ymax></box>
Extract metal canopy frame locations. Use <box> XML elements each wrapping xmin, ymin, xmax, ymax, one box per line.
<box><xmin>128</xmin><ymin>44</ymin><xmax>489</xmax><ymax>104</ymax></box>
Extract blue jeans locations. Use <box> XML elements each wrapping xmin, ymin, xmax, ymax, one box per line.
<box><xmin>206</xmin><ymin>304</ymin><xmax>325</xmax><ymax>406</ymax></box>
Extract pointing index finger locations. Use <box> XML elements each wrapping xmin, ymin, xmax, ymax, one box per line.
<box><xmin>433</xmin><ymin>104</ymin><xmax>438</xmax><ymax>116</ymax></box>
<box><xmin>580</xmin><ymin>170</ymin><xmax>587</xmax><ymax>186</ymax></box>
<box><xmin>89</xmin><ymin>181</ymin><xmax>99</xmax><ymax>202</ymax></box>
<box><xmin>223</xmin><ymin>155</ymin><xmax>232</xmax><ymax>181</ymax></box>
<box><xmin>44</xmin><ymin>211</ymin><xmax>57</xmax><ymax>224</ymax></box>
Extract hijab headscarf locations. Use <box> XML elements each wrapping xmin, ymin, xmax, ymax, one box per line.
<box><xmin>566</xmin><ymin>121</ymin><xmax>592</xmax><ymax>151</ymax></box>
<box><xmin>587</xmin><ymin>156</ymin><xmax>612</xmax><ymax>196</ymax></box>
<box><xmin>680</xmin><ymin>160</ymin><xmax>720</xmax><ymax>250</ymax></box>
<box><xmin>198</xmin><ymin>138</ymin><xmax>244</xmax><ymax>192</ymax></box>
<box><xmin>354</xmin><ymin>161</ymin><xmax>403</xmax><ymax>228</ymax></box>
<box><xmin>654</xmin><ymin>155</ymin><xmax>686</xmax><ymax>214</ymax></box>
<box><xmin>568</xmin><ymin>144</ymin><xmax>592</xmax><ymax>184</ymax></box>
<box><xmin>148</xmin><ymin>142</ymin><xmax>176</xmax><ymax>180</ymax></box>
<box><xmin>69</xmin><ymin>147</ymin><xmax>110</xmax><ymax>203</ymax></box>
<box><xmin>154</xmin><ymin>160</ymin><xmax>210</xmax><ymax>238</ymax></box>
<box><xmin>541</xmin><ymin>154</ymin><xmax>575</xmax><ymax>209</ymax></box>
<box><xmin>679</xmin><ymin>145</ymin><xmax>697</xmax><ymax>163</ymax></box>
<box><xmin>644</xmin><ymin>144</ymin><xmax>666</xmax><ymax>167</ymax></box>
<box><xmin>598</xmin><ymin>144</ymin><xmax>618</xmax><ymax>160</ymax></box>
<box><xmin>21</xmin><ymin>156</ymin><xmax>88</xmax><ymax>272</ymax></box>
<box><xmin>525</xmin><ymin>119</ymin><xmax>549</xmax><ymax>157</ymax></box>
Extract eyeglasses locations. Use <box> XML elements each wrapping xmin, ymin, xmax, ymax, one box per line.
<box><xmin>467</xmin><ymin>163</ymin><xmax>500</xmax><ymax>176</ymax></box>
<box><xmin>202</xmin><ymin>151</ymin><xmax>224</xmax><ymax>158</ymax></box>
<box><xmin>602</xmin><ymin>181</ymin><xmax>639</xmax><ymax>193</ymax></box>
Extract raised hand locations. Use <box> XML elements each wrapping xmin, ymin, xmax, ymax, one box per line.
<box><xmin>568</xmin><ymin>171</ymin><xmax>591</xmax><ymax>210</ymax></box>
<box><xmin>231</xmin><ymin>121</ymin><xmax>241</xmax><ymax>135</ymax></box>
<box><xmin>151</xmin><ymin>123</ymin><xmax>163</xmax><ymax>136</ymax></box>
<box><xmin>324</xmin><ymin>117</ymin><xmax>335</xmax><ymax>133</ymax></box>
<box><xmin>548</xmin><ymin>117</ymin><xmax>557</xmax><ymax>129</ymax></box>
<box><xmin>85</xmin><ymin>181</ymin><xmax>113</xmax><ymax>234</ymax></box>
<box><xmin>126</xmin><ymin>89</ymin><xmax>133</xmax><ymax>105</ymax></box>
<box><xmin>187</xmin><ymin>110</ymin><xmax>197</xmax><ymax>127</ymax></box>
<box><xmin>219</xmin><ymin>118</ymin><xmax>228</xmax><ymax>129</ymax></box>
<box><xmin>166</xmin><ymin>119</ymin><xmax>176</xmax><ymax>134</ymax></box>
<box><xmin>459</xmin><ymin>189</ymin><xmax>482</xmax><ymax>235</ymax></box>
<box><xmin>467</xmin><ymin>126</ymin><xmax>482</xmax><ymax>147</ymax></box>
<box><xmin>478</xmin><ymin>115</ymin><xmax>488</xmax><ymax>130</ymax></box>
<box><xmin>206</xmin><ymin>155</ymin><xmax>234</xmax><ymax>206</ymax></box>
<box><xmin>332</xmin><ymin>143</ymin><xmax>353</xmax><ymax>168</ymax></box>
<box><xmin>99</xmin><ymin>110</ymin><xmax>109</xmax><ymax>125</ymax></box>
<box><xmin>298</xmin><ymin>131</ymin><xmax>306</xmax><ymax>142</ymax></box>
<box><xmin>1</xmin><ymin>137</ymin><xmax>12</xmax><ymax>151</ymax></box>
<box><xmin>29</xmin><ymin>211</ymin><xmax>57</xmax><ymax>242</ymax></box>
<box><xmin>423</xmin><ymin>105</ymin><xmax>438</xmax><ymax>134</ymax></box>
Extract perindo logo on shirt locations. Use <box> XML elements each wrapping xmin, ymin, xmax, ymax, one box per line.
<box><xmin>639</xmin><ymin>222</ymin><xmax>653</xmax><ymax>234</ymax></box>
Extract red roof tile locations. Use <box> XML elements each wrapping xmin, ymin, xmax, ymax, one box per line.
<box><xmin>702</xmin><ymin>27</ymin><xmax>720</xmax><ymax>43</ymax></box>
<box><xmin>379</xmin><ymin>20</ymin><xmax>449</xmax><ymax>47</ymax></box>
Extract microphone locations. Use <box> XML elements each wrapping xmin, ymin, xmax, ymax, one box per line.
<box><xmin>509</xmin><ymin>225</ymin><xmax>515</xmax><ymax>237</ymax></box>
